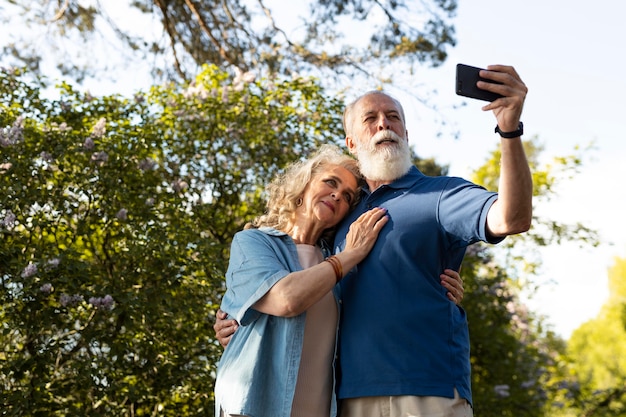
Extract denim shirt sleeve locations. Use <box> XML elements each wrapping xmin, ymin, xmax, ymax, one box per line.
<box><xmin>220</xmin><ymin>229</ymin><xmax>296</xmax><ymax>326</ymax></box>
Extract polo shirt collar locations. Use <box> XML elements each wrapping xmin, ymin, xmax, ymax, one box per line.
<box><xmin>361</xmin><ymin>166</ymin><xmax>424</xmax><ymax>195</ymax></box>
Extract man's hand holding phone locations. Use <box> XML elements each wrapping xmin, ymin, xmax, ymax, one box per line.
<box><xmin>455</xmin><ymin>63</ymin><xmax>528</xmax><ymax>134</ymax></box>
<box><xmin>456</xmin><ymin>63</ymin><xmax>504</xmax><ymax>102</ymax></box>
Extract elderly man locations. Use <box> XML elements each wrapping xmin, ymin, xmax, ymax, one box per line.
<box><xmin>333</xmin><ymin>64</ymin><xmax>531</xmax><ymax>417</ymax></box>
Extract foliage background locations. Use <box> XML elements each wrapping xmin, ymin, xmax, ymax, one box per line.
<box><xmin>1</xmin><ymin>0</ymin><xmax>626</xmax><ymax>416</ymax></box>
<box><xmin>0</xmin><ymin>66</ymin><xmax>346</xmax><ymax>415</ymax></box>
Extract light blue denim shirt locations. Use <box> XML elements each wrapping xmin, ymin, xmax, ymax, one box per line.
<box><xmin>214</xmin><ymin>227</ymin><xmax>338</xmax><ymax>417</ymax></box>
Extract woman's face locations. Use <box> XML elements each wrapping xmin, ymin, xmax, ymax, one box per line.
<box><xmin>298</xmin><ymin>165</ymin><xmax>359</xmax><ymax>229</ymax></box>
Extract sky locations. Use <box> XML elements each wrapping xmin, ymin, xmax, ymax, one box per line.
<box><xmin>8</xmin><ymin>0</ymin><xmax>625</xmax><ymax>339</ymax></box>
<box><xmin>394</xmin><ymin>0</ymin><xmax>626</xmax><ymax>339</ymax></box>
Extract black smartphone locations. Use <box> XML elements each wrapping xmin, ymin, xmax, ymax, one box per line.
<box><xmin>455</xmin><ymin>64</ymin><xmax>503</xmax><ymax>102</ymax></box>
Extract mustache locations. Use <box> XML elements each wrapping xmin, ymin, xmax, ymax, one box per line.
<box><xmin>371</xmin><ymin>129</ymin><xmax>403</xmax><ymax>145</ymax></box>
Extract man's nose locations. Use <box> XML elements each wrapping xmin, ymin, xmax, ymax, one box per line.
<box><xmin>377</xmin><ymin>116</ymin><xmax>390</xmax><ymax>130</ymax></box>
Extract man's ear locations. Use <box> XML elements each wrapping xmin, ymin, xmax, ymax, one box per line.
<box><xmin>345</xmin><ymin>136</ymin><xmax>356</xmax><ymax>155</ymax></box>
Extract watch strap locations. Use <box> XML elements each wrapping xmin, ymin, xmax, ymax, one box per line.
<box><xmin>495</xmin><ymin>121</ymin><xmax>523</xmax><ymax>138</ymax></box>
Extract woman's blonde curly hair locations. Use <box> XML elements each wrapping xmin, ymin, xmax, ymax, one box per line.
<box><xmin>246</xmin><ymin>144</ymin><xmax>362</xmax><ymax>235</ymax></box>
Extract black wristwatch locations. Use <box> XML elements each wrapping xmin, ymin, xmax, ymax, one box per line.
<box><xmin>494</xmin><ymin>122</ymin><xmax>523</xmax><ymax>138</ymax></box>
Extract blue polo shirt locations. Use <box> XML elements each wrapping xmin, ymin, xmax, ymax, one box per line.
<box><xmin>333</xmin><ymin>166</ymin><xmax>500</xmax><ymax>406</ymax></box>
<box><xmin>215</xmin><ymin>227</ymin><xmax>339</xmax><ymax>417</ymax></box>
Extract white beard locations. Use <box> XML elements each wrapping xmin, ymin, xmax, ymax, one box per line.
<box><xmin>354</xmin><ymin>130</ymin><xmax>413</xmax><ymax>182</ymax></box>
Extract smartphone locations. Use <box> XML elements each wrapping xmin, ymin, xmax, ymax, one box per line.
<box><xmin>455</xmin><ymin>64</ymin><xmax>503</xmax><ymax>102</ymax></box>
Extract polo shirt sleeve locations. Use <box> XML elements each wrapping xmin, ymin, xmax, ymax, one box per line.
<box><xmin>438</xmin><ymin>177</ymin><xmax>503</xmax><ymax>247</ymax></box>
<box><xmin>220</xmin><ymin>230</ymin><xmax>291</xmax><ymax>326</ymax></box>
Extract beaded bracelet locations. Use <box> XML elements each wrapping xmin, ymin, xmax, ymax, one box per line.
<box><xmin>324</xmin><ymin>255</ymin><xmax>343</xmax><ymax>283</ymax></box>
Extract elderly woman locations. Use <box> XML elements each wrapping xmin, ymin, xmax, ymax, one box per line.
<box><xmin>214</xmin><ymin>145</ymin><xmax>462</xmax><ymax>417</ymax></box>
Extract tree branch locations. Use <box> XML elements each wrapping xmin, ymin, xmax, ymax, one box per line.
<box><xmin>153</xmin><ymin>0</ymin><xmax>186</xmax><ymax>80</ymax></box>
<box><xmin>50</xmin><ymin>0</ymin><xmax>70</xmax><ymax>23</ymax></box>
<box><xmin>184</xmin><ymin>0</ymin><xmax>238</xmax><ymax>67</ymax></box>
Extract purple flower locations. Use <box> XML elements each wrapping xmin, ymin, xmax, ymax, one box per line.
<box><xmin>40</xmin><ymin>283</ymin><xmax>53</xmax><ymax>294</ymax></box>
<box><xmin>83</xmin><ymin>137</ymin><xmax>95</xmax><ymax>150</ymax></box>
<box><xmin>40</xmin><ymin>151</ymin><xmax>54</xmax><ymax>163</ymax></box>
<box><xmin>89</xmin><ymin>294</ymin><xmax>115</xmax><ymax>310</ymax></box>
<box><xmin>102</xmin><ymin>295</ymin><xmax>114</xmax><ymax>308</ymax></box>
<box><xmin>60</xmin><ymin>293</ymin><xmax>84</xmax><ymax>307</ymax></box>
<box><xmin>21</xmin><ymin>263</ymin><xmax>38</xmax><ymax>278</ymax></box>
<box><xmin>0</xmin><ymin>116</ymin><xmax>24</xmax><ymax>146</ymax></box>
<box><xmin>91</xmin><ymin>151</ymin><xmax>109</xmax><ymax>165</ymax></box>
<box><xmin>46</xmin><ymin>258</ymin><xmax>60</xmax><ymax>269</ymax></box>
<box><xmin>172</xmin><ymin>179</ymin><xmax>188</xmax><ymax>193</ymax></box>
<box><xmin>138</xmin><ymin>158</ymin><xmax>156</xmax><ymax>171</ymax></box>
<box><xmin>116</xmin><ymin>208</ymin><xmax>128</xmax><ymax>220</ymax></box>
<box><xmin>2</xmin><ymin>210</ymin><xmax>16</xmax><ymax>229</ymax></box>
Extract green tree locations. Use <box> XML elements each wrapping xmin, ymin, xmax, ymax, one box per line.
<box><xmin>458</xmin><ymin>138</ymin><xmax>599</xmax><ymax>417</ymax></box>
<box><xmin>461</xmin><ymin>244</ymin><xmax>565</xmax><ymax>416</ymax></box>
<box><xmin>1</xmin><ymin>0</ymin><xmax>456</xmax><ymax>86</ymax></box>
<box><xmin>0</xmin><ymin>66</ymin><xmax>345</xmax><ymax>415</ymax></box>
<box><xmin>549</xmin><ymin>257</ymin><xmax>626</xmax><ymax>417</ymax></box>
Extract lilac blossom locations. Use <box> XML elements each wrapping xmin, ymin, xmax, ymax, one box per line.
<box><xmin>138</xmin><ymin>158</ymin><xmax>156</xmax><ymax>171</ymax></box>
<box><xmin>0</xmin><ymin>116</ymin><xmax>24</xmax><ymax>146</ymax></box>
<box><xmin>83</xmin><ymin>137</ymin><xmax>95</xmax><ymax>150</ymax></box>
<box><xmin>21</xmin><ymin>263</ymin><xmax>38</xmax><ymax>278</ymax></box>
<box><xmin>40</xmin><ymin>151</ymin><xmax>54</xmax><ymax>163</ymax></box>
<box><xmin>45</xmin><ymin>122</ymin><xmax>71</xmax><ymax>133</ymax></box>
<box><xmin>233</xmin><ymin>67</ymin><xmax>256</xmax><ymax>91</ymax></box>
<box><xmin>40</xmin><ymin>283</ymin><xmax>53</xmax><ymax>294</ymax></box>
<box><xmin>116</xmin><ymin>208</ymin><xmax>128</xmax><ymax>220</ymax></box>
<box><xmin>91</xmin><ymin>151</ymin><xmax>109</xmax><ymax>165</ymax></box>
<box><xmin>183</xmin><ymin>82</ymin><xmax>209</xmax><ymax>100</ymax></box>
<box><xmin>46</xmin><ymin>258</ymin><xmax>60</xmax><ymax>269</ymax></box>
<box><xmin>60</xmin><ymin>293</ymin><xmax>84</xmax><ymax>307</ymax></box>
<box><xmin>91</xmin><ymin>118</ymin><xmax>106</xmax><ymax>138</ymax></box>
<box><xmin>89</xmin><ymin>294</ymin><xmax>115</xmax><ymax>310</ymax></box>
<box><xmin>172</xmin><ymin>179</ymin><xmax>188</xmax><ymax>193</ymax></box>
<box><xmin>2</xmin><ymin>210</ymin><xmax>16</xmax><ymax>229</ymax></box>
